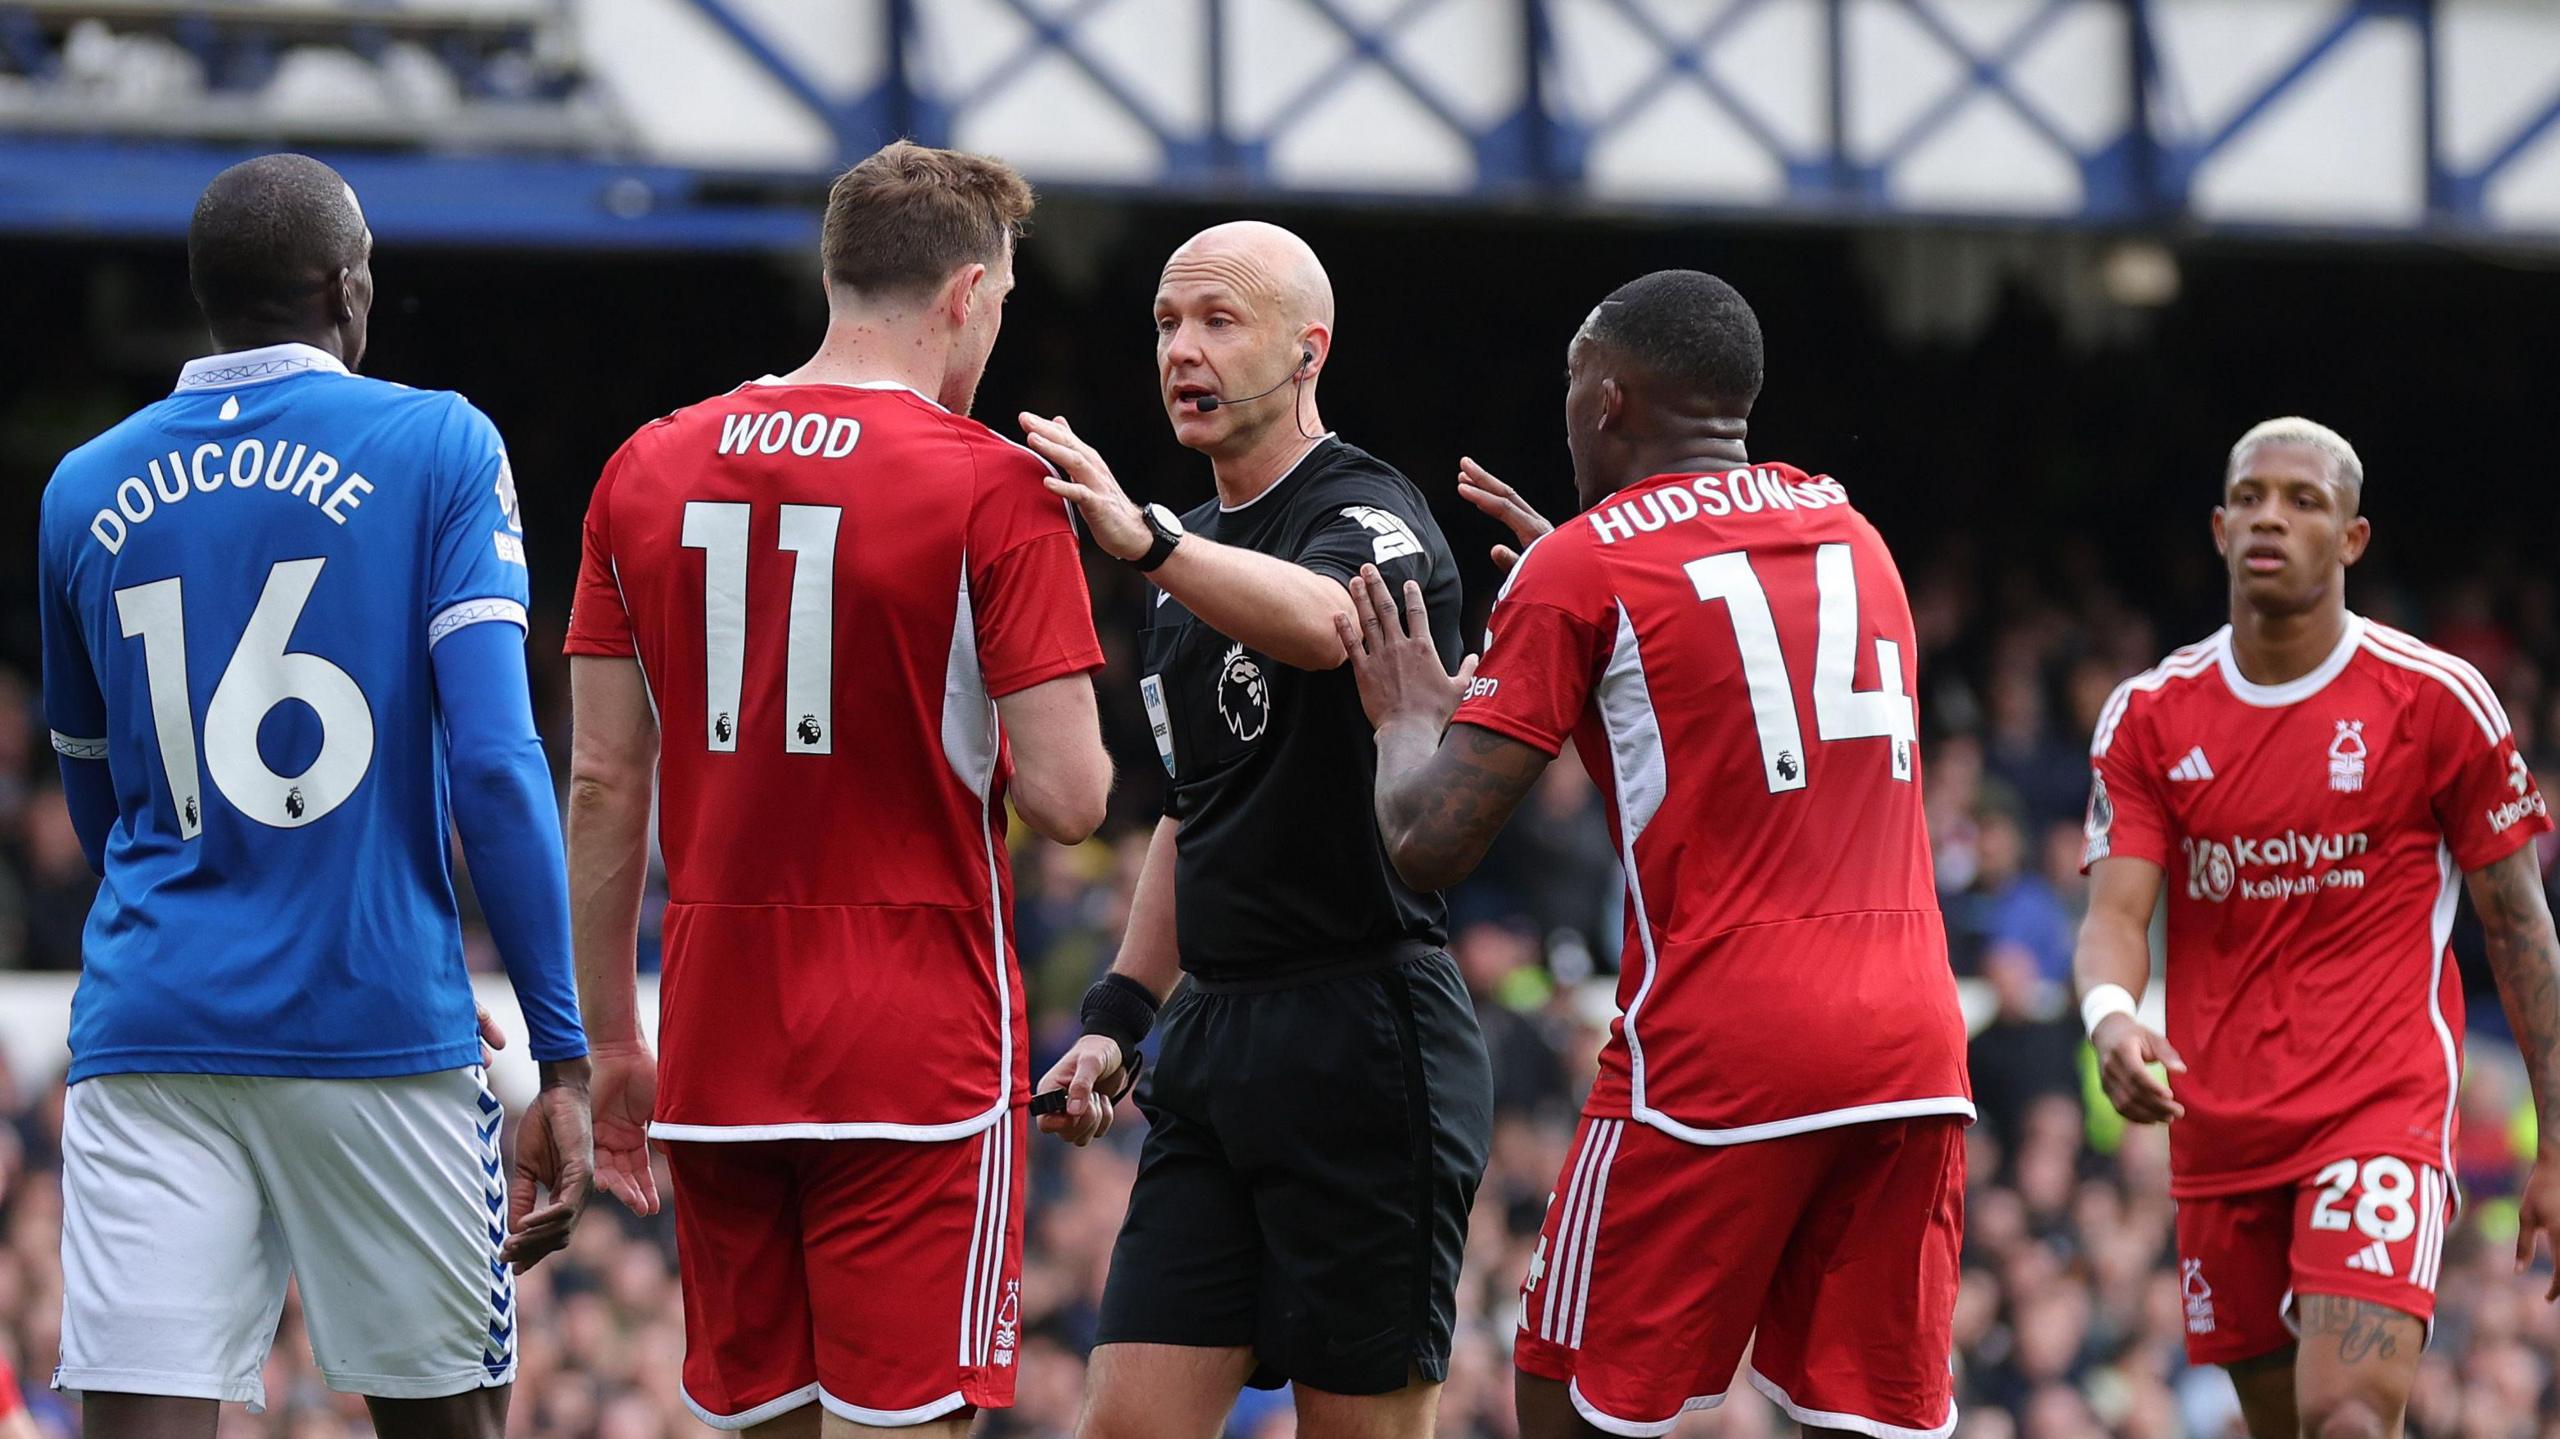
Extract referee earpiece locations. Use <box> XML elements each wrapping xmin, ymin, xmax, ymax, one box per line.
<box><xmin>1297</xmin><ymin>346</ymin><xmax>1315</xmax><ymax>378</ymax></box>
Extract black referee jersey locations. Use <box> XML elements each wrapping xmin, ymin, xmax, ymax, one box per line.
<box><xmin>1137</xmin><ymin>433</ymin><xmax>1462</xmax><ymax>980</ymax></box>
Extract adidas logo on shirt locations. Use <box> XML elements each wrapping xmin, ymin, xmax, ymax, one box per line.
<box><xmin>2344</xmin><ymin>1240</ymin><xmax>2395</xmax><ymax>1278</ymax></box>
<box><xmin>2167</xmin><ymin>747</ymin><xmax>2215</xmax><ymax>783</ymax></box>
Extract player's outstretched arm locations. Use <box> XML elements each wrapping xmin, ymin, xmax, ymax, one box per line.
<box><xmin>1334</xmin><ymin>565</ymin><xmax>1542</xmax><ymax>893</ymax></box>
<box><xmin>566</xmin><ymin>654</ymin><xmax>662</xmax><ymax>1216</ymax></box>
<box><xmin>996</xmin><ymin>674</ymin><xmax>1112</xmax><ymax>844</ymax></box>
<box><xmin>433</xmin><ymin>621</ymin><xmax>594</xmax><ymax>1269</ymax></box>
<box><xmin>2468</xmin><ymin>845</ymin><xmax>2560</xmax><ymax>1300</ymax></box>
<box><xmin>1455</xmin><ymin>456</ymin><xmax>1554</xmax><ymax>573</ymax></box>
<box><xmin>1020</xmin><ymin>412</ymin><xmax>1356</xmax><ymax>670</ymax></box>
<box><xmin>2075</xmin><ymin>857</ymin><xmax>2185</xmax><ymax>1124</ymax></box>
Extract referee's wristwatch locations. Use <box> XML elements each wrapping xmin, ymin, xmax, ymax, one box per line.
<box><xmin>1130</xmin><ymin>502</ymin><xmax>1185</xmax><ymax>572</ymax></box>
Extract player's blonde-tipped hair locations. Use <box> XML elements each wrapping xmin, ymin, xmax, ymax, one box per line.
<box><xmin>2227</xmin><ymin>416</ymin><xmax>2364</xmax><ymax>509</ymax></box>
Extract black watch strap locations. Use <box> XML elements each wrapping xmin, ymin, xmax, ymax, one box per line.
<box><xmin>1131</xmin><ymin>510</ymin><xmax>1181</xmax><ymax>572</ymax></box>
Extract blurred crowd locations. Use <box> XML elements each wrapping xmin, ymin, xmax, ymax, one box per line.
<box><xmin>3</xmin><ymin>536</ymin><xmax>2559</xmax><ymax>1439</ymax></box>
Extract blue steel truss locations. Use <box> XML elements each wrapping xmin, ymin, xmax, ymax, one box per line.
<box><xmin>1</xmin><ymin>0</ymin><xmax>2557</xmax><ymax>247</ymax></box>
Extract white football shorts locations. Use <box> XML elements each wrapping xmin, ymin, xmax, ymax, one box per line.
<box><xmin>55</xmin><ymin>1068</ymin><xmax>516</xmax><ymax>1409</ymax></box>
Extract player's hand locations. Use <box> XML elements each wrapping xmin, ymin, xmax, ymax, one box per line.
<box><xmin>1334</xmin><ymin>564</ymin><xmax>1478</xmax><ymax>737</ymax></box>
<box><xmin>1035</xmin><ymin>1034</ymin><xmax>1125</xmax><ymax>1148</ymax></box>
<box><xmin>504</xmin><ymin>1058</ymin><xmax>595</xmax><ymax>1273</ymax></box>
<box><xmin>1021</xmin><ymin>413</ymin><xmax>1152</xmax><ymax>563</ymax></box>
<box><xmin>590</xmin><ymin>1042</ymin><xmax>661</xmax><ymax>1216</ymax></box>
<box><xmin>475</xmin><ymin>1004</ymin><xmax>507</xmax><ymax>1068</ymax></box>
<box><xmin>2091</xmin><ymin>1012</ymin><xmax>2187</xmax><ymax>1124</ymax></box>
<box><xmin>1457</xmin><ymin>457</ymin><xmax>1554</xmax><ymax>573</ymax></box>
<box><xmin>2515</xmin><ymin>1149</ymin><xmax>2560</xmax><ymax>1301</ymax></box>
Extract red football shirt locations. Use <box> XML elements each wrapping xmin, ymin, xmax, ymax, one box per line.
<box><xmin>564</xmin><ymin>380</ymin><xmax>1104</xmax><ymax>1140</ymax></box>
<box><xmin>2086</xmin><ymin>616</ymin><xmax>2551</xmax><ymax>1196</ymax></box>
<box><xmin>1453</xmin><ymin>465</ymin><xmax>1972</xmax><ymax>1144</ymax></box>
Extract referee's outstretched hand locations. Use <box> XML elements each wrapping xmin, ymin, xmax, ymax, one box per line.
<box><xmin>1021</xmin><ymin>413</ymin><xmax>1152</xmax><ymax>563</ymax></box>
<box><xmin>1456</xmin><ymin>457</ymin><xmax>1553</xmax><ymax>573</ymax></box>
<box><xmin>1036</xmin><ymin>1034</ymin><xmax>1124</xmax><ymax>1148</ymax></box>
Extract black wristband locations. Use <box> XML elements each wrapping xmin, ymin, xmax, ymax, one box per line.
<box><xmin>1080</xmin><ymin>973</ymin><xmax>1161</xmax><ymax>1074</ymax></box>
<box><xmin>1131</xmin><ymin>525</ymin><xmax>1180</xmax><ymax>573</ymax></box>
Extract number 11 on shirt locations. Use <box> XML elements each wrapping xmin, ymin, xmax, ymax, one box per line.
<box><xmin>1686</xmin><ymin>541</ymin><xmax>1913</xmax><ymax>795</ymax></box>
<box><xmin>681</xmin><ymin>500</ymin><xmax>841</xmax><ymax>756</ymax></box>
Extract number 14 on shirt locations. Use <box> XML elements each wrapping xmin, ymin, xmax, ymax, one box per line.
<box><xmin>1687</xmin><ymin>541</ymin><xmax>1914</xmax><ymax>795</ymax></box>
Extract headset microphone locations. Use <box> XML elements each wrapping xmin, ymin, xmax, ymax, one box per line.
<box><xmin>1193</xmin><ymin>347</ymin><xmax>1314</xmax><ymax>413</ymax></box>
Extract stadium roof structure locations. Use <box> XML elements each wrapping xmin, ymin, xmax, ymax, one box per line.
<box><xmin>2</xmin><ymin>0</ymin><xmax>2558</xmax><ymax>250</ymax></box>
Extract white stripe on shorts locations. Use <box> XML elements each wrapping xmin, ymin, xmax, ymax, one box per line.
<box><xmin>977</xmin><ymin>1112</ymin><xmax>1013</xmax><ymax>1364</ymax></box>
<box><xmin>2415</xmin><ymin>1166</ymin><xmax>2446</xmax><ymax>1293</ymax></box>
<box><xmin>959</xmin><ymin>1118</ymin><xmax>995</xmax><ymax>1365</ymax></box>
<box><xmin>1543</xmin><ymin>1119</ymin><xmax>1622</xmax><ymax>1345</ymax></box>
<box><xmin>1540</xmin><ymin>1122</ymin><xmax>1606</xmax><ymax>1342</ymax></box>
<box><xmin>1569</xmin><ymin>1121</ymin><xmax>1624</xmax><ymax>1349</ymax></box>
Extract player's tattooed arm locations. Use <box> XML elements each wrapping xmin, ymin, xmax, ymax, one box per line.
<box><xmin>2471</xmin><ymin>846</ymin><xmax>2560</xmax><ymax>1129</ymax></box>
<box><xmin>1373</xmin><ymin>722</ymin><xmax>1549</xmax><ymax>893</ymax></box>
<box><xmin>1335</xmin><ymin>563</ymin><xmax>1546</xmax><ymax>890</ymax></box>
<box><xmin>2469</xmin><ymin>843</ymin><xmax>2560</xmax><ymax>1299</ymax></box>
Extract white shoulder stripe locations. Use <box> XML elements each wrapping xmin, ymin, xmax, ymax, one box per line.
<box><xmin>2364</xmin><ymin>623</ymin><xmax>2496</xmax><ymax>705</ymax></box>
<box><xmin>2091</xmin><ymin>646</ymin><xmax>2217</xmax><ymax>758</ymax></box>
<box><xmin>2358</xmin><ymin>637</ymin><xmax>2507</xmax><ymax>744</ymax></box>
<box><xmin>2363</xmin><ymin>625</ymin><xmax>2508</xmax><ymax>733</ymax></box>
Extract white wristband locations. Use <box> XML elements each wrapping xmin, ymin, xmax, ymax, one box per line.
<box><xmin>2080</xmin><ymin>983</ymin><xmax>2138</xmax><ymax>1038</ymax></box>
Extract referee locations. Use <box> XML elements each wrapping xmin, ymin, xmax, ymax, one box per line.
<box><xmin>1021</xmin><ymin>221</ymin><xmax>1493</xmax><ymax>1439</ymax></box>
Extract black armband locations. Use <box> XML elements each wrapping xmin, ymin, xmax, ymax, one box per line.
<box><xmin>1080</xmin><ymin>973</ymin><xmax>1161</xmax><ymax>1076</ymax></box>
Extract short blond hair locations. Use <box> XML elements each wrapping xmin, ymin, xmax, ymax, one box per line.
<box><xmin>2228</xmin><ymin>416</ymin><xmax>2363</xmax><ymax>509</ymax></box>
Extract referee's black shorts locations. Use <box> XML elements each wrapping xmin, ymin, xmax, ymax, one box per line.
<box><xmin>1095</xmin><ymin>944</ymin><xmax>1494</xmax><ymax>1394</ymax></box>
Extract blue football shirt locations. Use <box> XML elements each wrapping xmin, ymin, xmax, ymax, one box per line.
<box><xmin>38</xmin><ymin>343</ymin><xmax>534</xmax><ymax>1081</ymax></box>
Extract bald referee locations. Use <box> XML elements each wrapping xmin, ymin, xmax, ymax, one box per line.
<box><xmin>1022</xmin><ymin>222</ymin><xmax>1493</xmax><ymax>1439</ymax></box>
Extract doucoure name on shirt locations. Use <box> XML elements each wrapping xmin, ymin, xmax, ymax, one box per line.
<box><xmin>87</xmin><ymin>436</ymin><xmax>373</xmax><ymax>553</ymax></box>
<box><xmin>1587</xmin><ymin>468</ymin><xmax>1851</xmax><ymax>545</ymax></box>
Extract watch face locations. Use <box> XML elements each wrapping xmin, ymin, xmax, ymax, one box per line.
<box><xmin>1148</xmin><ymin>503</ymin><xmax>1185</xmax><ymax>536</ymax></box>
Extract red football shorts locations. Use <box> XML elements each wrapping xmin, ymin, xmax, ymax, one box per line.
<box><xmin>664</xmin><ymin>1114</ymin><xmax>1023</xmax><ymax>1429</ymax></box>
<box><xmin>2173</xmin><ymin>1155</ymin><xmax>2451</xmax><ymax>1366</ymax></box>
<box><xmin>1515</xmin><ymin>1113</ymin><xmax>1964</xmax><ymax>1438</ymax></box>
